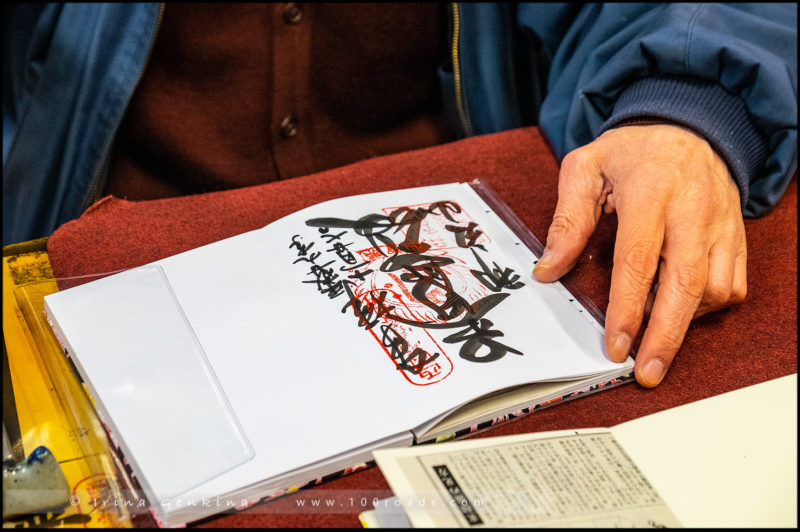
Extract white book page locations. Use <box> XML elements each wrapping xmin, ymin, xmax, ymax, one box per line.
<box><xmin>45</xmin><ymin>183</ymin><xmax>630</xmax><ymax>513</ymax></box>
<box><xmin>611</xmin><ymin>373</ymin><xmax>797</xmax><ymax>528</ymax></box>
<box><xmin>373</xmin><ymin>428</ymin><xmax>682</xmax><ymax>528</ymax></box>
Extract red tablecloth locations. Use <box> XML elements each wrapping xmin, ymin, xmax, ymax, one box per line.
<box><xmin>47</xmin><ymin>127</ymin><xmax>797</xmax><ymax>528</ymax></box>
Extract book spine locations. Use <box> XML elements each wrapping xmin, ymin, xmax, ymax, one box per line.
<box><xmin>418</xmin><ymin>374</ymin><xmax>635</xmax><ymax>445</ymax></box>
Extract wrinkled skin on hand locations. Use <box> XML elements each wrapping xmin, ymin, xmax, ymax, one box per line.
<box><xmin>534</xmin><ymin>124</ymin><xmax>747</xmax><ymax>388</ymax></box>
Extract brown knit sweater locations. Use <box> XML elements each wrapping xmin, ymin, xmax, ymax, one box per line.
<box><xmin>104</xmin><ymin>3</ymin><xmax>453</xmax><ymax>200</ymax></box>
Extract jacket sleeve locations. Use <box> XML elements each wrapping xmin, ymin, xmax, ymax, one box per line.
<box><xmin>528</xmin><ymin>3</ymin><xmax>797</xmax><ymax>218</ymax></box>
<box><xmin>2</xmin><ymin>3</ymin><xmax>52</xmax><ymax>163</ymax></box>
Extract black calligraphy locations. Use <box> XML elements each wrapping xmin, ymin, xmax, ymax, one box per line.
<box><xmin>294</xmin><ymin>198</ymin><xmax>527</xmax><ymax>374</ymax></box>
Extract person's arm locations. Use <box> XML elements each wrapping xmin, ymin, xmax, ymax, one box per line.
<box><xmin>529</xmin><ymin>3</ymin><xmax>796</xmax><ymax>387</ymax></box>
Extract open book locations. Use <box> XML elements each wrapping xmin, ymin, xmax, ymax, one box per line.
<box><xmin>43</xmin><ymin>181</ymin><xmax>633</xmax><ymax>526</ymax></box>
<box><xmin>365</xmin><ymin>373</ymin><xmax>798</xmax><ymax>528</ymax></box>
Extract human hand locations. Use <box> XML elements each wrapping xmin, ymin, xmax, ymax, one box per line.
<box><xmin>533</xmin><ymin>124</ymin><xmax>747</xmax><ymax>387</ymax></box>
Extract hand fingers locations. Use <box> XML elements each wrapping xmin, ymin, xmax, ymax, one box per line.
<box><xmin>645</xmin><ymin>230</ymin><xmax>746</xmax><ymax>320</ymax></box>
<box><xmin>694</xmin><ymin>235</ymin><xmax>736</xmax><ymax>318</ymax></box>
<box><xmin>731</xmin><ymin>235</ymin><xmax>747</xmax><ymax>304</ymax></box>
<box><xmin>637</xmin><ymin>223</ymin><xmax>745</xmax><ymax>387</ymax></box>
<box><xmin>643</xmin><ymin>263</ymin><xmax>663</xmax><ymax>319</ymax></box>
<box><xmin>634</xmin><ymin>242</ymin><xmax>708</xmax><ymax>387</ymax></box>
<box><xmin>604</xmin><ymin>199</ymin><xmax>665</xmax><ymax>363</ymax></box>
<box><xmin>643</xmin><ymin>282</ymin><xmax>659</xmax><ymax>319</ymax></box>
<box><xmin>694</xmin><ymin>173</ymin><xmax>747</xmax><ymax>319</ymax></box>
<box><xmin>534</xmin><ymin>150</ymin><xmax>607</xmax><ymax>283</ymax></box>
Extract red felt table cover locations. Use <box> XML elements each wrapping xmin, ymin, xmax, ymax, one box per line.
<box><xmin>46</xmin><ymin>127</ymin><xmax>797</xmax><ymax>528</ymax></box>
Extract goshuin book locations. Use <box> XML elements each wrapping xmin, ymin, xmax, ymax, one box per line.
<box><xmin>43</xmin><ymin>181</ymin><xmax>634</xmax><ymax>526</ymax></box>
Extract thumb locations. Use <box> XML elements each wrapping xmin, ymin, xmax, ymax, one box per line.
<box><xmin>534</xmin><ymin>149</ymin><xmax>607</xmax><ymax>283</ymax></box>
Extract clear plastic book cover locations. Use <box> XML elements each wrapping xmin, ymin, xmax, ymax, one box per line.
<box><xmin>17</xmin><ymin>266</ymin><xmax>254</xmax><ymax>516</ymax></box>
<box><xmin>467</xmin><ymin>179</ymin><xmax>610</xmax><ymax>330</ymax></box>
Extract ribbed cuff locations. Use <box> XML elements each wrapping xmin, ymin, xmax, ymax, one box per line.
<box><xmin>599</xmin><ymin>75</ymin><xmax>769</xmax><ymax>210</ymax></box>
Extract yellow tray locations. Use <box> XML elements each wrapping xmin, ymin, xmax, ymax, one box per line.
<box><xmin>3</xmin><ymin>239</ymin><xmax>134</xmax><ymax>528</ymax></box>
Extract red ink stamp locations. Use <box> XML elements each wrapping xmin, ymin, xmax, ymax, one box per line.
<box><xmin>344</xmin><ymin>201</ymin><xmax>494</xmax><ymax>385</ymax></box>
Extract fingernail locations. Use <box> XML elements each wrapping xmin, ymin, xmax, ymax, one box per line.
<box><xmin>640</xmin><ymin>358</ymin><xmax>666</xmax><ymax>387</ymax></box>
<box><xmin>534</xmin><ymin>249</ymin><xmax>553</xmax><ymax>274</ymax></box>
<box><xmin>610</xmin><ymin>332</ymin><xmax>632</xmax><ymax>361</ymax></box>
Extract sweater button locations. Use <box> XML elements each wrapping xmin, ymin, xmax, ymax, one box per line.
<box><xmin>280</xmin><ymin>116</ymin><xmax>298</xmax><ymax>139</ymax></box>
<box><xmin>283</xmin><ymin>3</ymin><xmax>303</xmax><ymax>24</ymax></box>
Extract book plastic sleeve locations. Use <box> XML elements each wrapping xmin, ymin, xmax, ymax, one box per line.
<box><xmin>467</xmin><ymin>178</ymin><xmax>611</xmax><ymax>330</ymax></box>
<box><xmin>42</xmin><ymin>266</ymin><xmax>255</xmax><ymax>507</ymax></box>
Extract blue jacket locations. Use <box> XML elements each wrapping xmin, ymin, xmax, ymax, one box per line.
<box><xmin>3</xmin><ymin>3</ymin><xmax>797</xmax><ymax>245</ymax></box>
